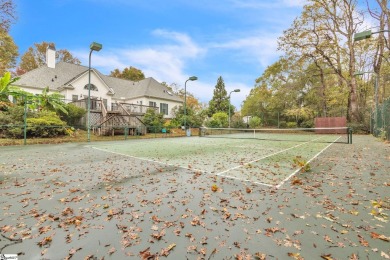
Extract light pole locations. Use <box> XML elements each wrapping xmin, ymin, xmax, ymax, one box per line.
<box><xmin>354</xmin><ymin>29</ymin><xmax>389</xmax><ymax>41</ymax></box>
<box><xmin>353</xmin><ymin>29</ymin><xmax>390</xmax><ymax>137</ymax></box>
<box><xmin>184</xmin><ymin>76</ymin><xmax>197</xmax><ymax>135</ymax></box>
<box><xmin>87</xmin><ymin>42</ymin><xmax>102</xmax><ymax>142</ymax></box>
<box><xmin>228</xmin><ymin>89</ymin><xmax>240</xmax><ymax>128</ymax></box>
<box><xmin>354</xmin><ymin>71</ymin><xmax>378</xmax><ymax>135</ymax></box>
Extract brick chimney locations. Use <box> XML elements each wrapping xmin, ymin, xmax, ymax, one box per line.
<box><xmin>46</xmin><ymin>45</ymin><xmax>56</xmax><ymax>69</ymax></box>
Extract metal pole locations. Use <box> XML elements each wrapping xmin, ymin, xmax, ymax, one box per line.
<box><xmin>228</xmin><ymin>93</ymin><xmax>231</xmax><ymax>128</ymax></box>
<box><xmin>23</xmin><ymin>95</ymin><xmax>27</xmax><ymax>145</ymax></box>
<box><xmin>87</xmin><ymin>50</ymin><xmax>93</xmax><ymax>142</ymax></box>
<box><xmin>228</xmin><ymin>89</ymin><xmax>240</xmax><ymax>128</ymax></box>
<box><xmin>183</xmin><ymin>76</ymin><xmax>197</xmax><ymax>136</ymax></box>
<box><xmin>374</xmin><ymin>74</ymin><xmax>378</xmax><ymax>136</ymax></box>
<box><xmin>184</xmin><ymin>79</ymin><xmax>188</xmax><ymax>131</ymax></box>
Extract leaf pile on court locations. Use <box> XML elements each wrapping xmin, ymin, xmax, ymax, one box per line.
<box><xmin>0</xmin><ymin>135</ymin><xmax>389</xmax><ymax>259</ymax></box>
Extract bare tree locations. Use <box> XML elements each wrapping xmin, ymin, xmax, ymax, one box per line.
<box><xmin>0</xmin><ymin>0</ymin><xmax>16</xmax><ymax>32</ymax></box>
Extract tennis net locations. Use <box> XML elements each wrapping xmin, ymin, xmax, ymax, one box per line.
<box><xmin>199</xmin><ymin>127</ymin><xmax>352</xmax><ymax>144</ymax></box>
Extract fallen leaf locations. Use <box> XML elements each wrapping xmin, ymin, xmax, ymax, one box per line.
<box><xmin>37</xmin><ymin>235</ymin><xmax>53</xmax><ymax>247</ymax></box>
<box><xmin>160</xmin><ymin>243</ymin><xmax>176</xmax><ymax>257</ymax></box>
<box><xmin>139</xmin><ymin>247</ymin><xmax>156</xmax><ymax>260</ymax></box>
<box><xmin>254</xmin><ymin>252</ymin><xmax>266</xmax><ymax>260</ymax></box>
<box><xmin>108</xmin><ymin>247</ymin><xmax>116</xmax><ymax>255</ymax></box>
<box><xmin>287</xmin><ymin>252</ymin><xmax>303</xmax><ymax>259</ymax></box>
<box><xmin>358</xmin><ymin>234</ymin><xmax>369</xmax><ymax>247</ymax></box>
<box><xmin>291</xmin><ymin>178</ymin><xmax>303</xmax><ymax>185</ymax></box>
<box><xmin>381</xmin><ymin>251</ymin><xmax>390</xmax><ymax>259</ymax></box>
<box><xmin>371</xmin><ymin>232</ymin><xmax>390</xmax><ymax>242</ymax></box>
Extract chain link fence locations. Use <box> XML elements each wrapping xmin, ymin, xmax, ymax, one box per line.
<box><xmin>0</xmin><ymin>124</ymin><xmax>197</xmax><ymax>145</ymax></box>
<box><xmin>371</xmin><ymin>97</ymin><xmax>390</xmax><ymax>140</ymax></box>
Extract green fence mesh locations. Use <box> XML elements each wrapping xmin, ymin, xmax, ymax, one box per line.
<box><xmin>372</xmin><ymin>98</ymin><xmax>390</xmax><ymax>140</ymax></box>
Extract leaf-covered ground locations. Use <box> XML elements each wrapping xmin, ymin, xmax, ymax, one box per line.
<box><xmin>0</xmin><ymin>135</ymin><xmax>389</xmax><ymax>259</ymax></box>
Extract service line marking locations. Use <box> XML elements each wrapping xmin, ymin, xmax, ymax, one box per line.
<box><xmin>275</xmin><ymin>136</ymin><xmax>341</xmax><ymax>188</ymax></box>
<box><xmin>88</xmin><ymin>135</ymin><xmax>339</xmax><ymax>188</ymax></box>
<box><xmin>216</xmin><ymin>136</ymin><xmax>326</xmax><ymax>177</ymax></box>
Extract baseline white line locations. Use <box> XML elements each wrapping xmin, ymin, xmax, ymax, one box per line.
<box><xmin>275</xmin><ymin>136</ymin><xmax>341</xmax><ymax>189</ymax></box>
<box><xmin>90</xmin><ymin>146</ymin><xmax>208</xmax><ymax>174</ymax></box>
<box><xmin>216</xmin><ymin>136</ymin><xmax>325</xmax><ymax>176</ymax></box>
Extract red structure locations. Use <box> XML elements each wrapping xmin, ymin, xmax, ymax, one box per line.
<box><xmin>314</xmin><ymin>117</ymin><xmax>347</xmax><ymax>134</ymax></box>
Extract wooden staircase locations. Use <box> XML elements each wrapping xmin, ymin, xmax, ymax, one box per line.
<box><xmin>71</xmin><ymin>99</ymin><xmax>158</xmax><ymax>136</ymax></box>
<box><xmin>94</xmin><ymin>102</ymin><xmax>152</xmax><ymax>136</ymax></box>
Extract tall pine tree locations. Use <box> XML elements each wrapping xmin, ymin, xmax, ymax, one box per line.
<box><xmin>208</xmin><ymin>76</ymin><xmax>230</xmax><ymax>117</ymax></box>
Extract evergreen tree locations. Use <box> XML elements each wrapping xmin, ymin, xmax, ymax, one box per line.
<box><xmin>208</xmin><ymin>76</ymin><xmax>229</xmax><ymax>117</ymax></box>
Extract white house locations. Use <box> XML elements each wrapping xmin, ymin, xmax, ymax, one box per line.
<box><xmin>13</xmin><ymin>46</ymin><xmax>183</xmax><ymax>119</ymax></box>
<box><xmin>13</xmin><ymin>46</ymin><xmax>184</xmax><ymax>134</ymax></box>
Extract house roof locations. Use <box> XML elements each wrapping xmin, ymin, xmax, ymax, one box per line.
<box><xmin>104</xmin><ymin>76</ymin><xmax>182</xmax><ymax>102</ymax></box>
<box><xmin>14</xmin><ymin>62</ymin><xmax>183</xmax><ymax>103</ymax></box>
<box><xmin>14</xmin><ymin>62</ymin><xmax>87</xmax><ymax>91</ymax></box>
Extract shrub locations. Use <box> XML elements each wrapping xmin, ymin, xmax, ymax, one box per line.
<box><xmin>143</xmin><ymin>108</ymin><xmax>164</xmax><ymax>133</ymax></box>
<box><xmin>27</xmin><ymin>111</ymin><xmax>67</xmax><ymax>138</ymax></box>
<box><xmin>0</xmin><ymin>106</ymin><xmax>24</xmax><ymax>138</ymax></box>
<box><xmin>300</xmin><ymin>120</ymin><xmax>314</xmax><ymax>128</ymax></box>
<box><xmin>59</xmin><ymin>103</ymin><xmax>86</xmax><ymax>127</ymax></box>
<box><xmin>249</xmin><ymin>116</ymin><xmax>261</xmax><ymax>128</ymax></box>
<box><xmin>287</xmin><ymin>122</ymin><xmax>297</xmax><ymax>128</ymax></box>
<box><xmin>230</xmin><ymin>114</ymin><xmax>246</xmax><ymax>128</ymax></box>
<box><xmin>205</xmin><ymin>112</ymin><xmax>228</xmax><ymax>128</ymax></box>
<box><xmin>279</xmin><ymin>121</ymin><xmax>287</xmax><ymax>128</ymax></box>
<box><xmin>347</xmin><ymin>122</ymin><xmax>369</xmax><ymax>134</ymax></box>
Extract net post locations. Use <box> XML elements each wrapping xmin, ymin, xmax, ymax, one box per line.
<box><xmin>348</xmin><ymin>127</ymin><xmax>352</xmax><ymax>144</ymax></box>
<box><xmin>125</xmin><ymin>126</ymin><xmax>128</xmax><ymax>140</ymax></box>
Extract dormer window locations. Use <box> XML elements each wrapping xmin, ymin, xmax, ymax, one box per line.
<box><xmin>84</xmin><ymin>84</ymin><xmax>98</xmax><ymax>91</ymax></box>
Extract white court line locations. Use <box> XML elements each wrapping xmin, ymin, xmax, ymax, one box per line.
<box><xmin>275</xmin><ymin>136</ymin><xmax>341</xmax><ymax>188</ymax></box>
<box><xmin>216</xmin><ymin>136</ymin><xmax>325</xmax><ymax>176</ymax></box>
<box><xmin>88</xmin><ymin>135</ymin><xmax>337</xmax><ymax>188</ymax></box>
<box><xmin>90</xmin><ymin>146</ymin><xmax>208</xmax><ymax>174</ymax></box>
<box><xmin>90</xmin><ymin>145</ymin><xmax>270</xmax><ymax>186</ymax></box>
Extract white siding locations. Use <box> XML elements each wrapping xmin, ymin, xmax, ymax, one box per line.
<box><xmin>62</xmin><ymin>72</ymin><xmax>113</xmax><ymax>110</ymax></box>
<box><xmin>124</xmin><ymin>97</ymin><xmax>181</xmax><ymax>118</ymax></box>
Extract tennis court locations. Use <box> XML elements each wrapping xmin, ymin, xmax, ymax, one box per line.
<box><xmin>90</xmin><ymin>127</ymin><xmax>351</xmax><ymax>187</ymax></box>
<box><xmin>1</xmin><ymin>133</ymin><xmax>389</xmax><ymax>259</ymax></box>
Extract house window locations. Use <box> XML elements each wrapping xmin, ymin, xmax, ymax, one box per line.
<box><xmin>72</xmin><ymin>95</ymin><xmax>78</xmax><ymax>102</ymax></box>
<box><xmin>112</xmin><ymin>103</ymin><xmax>118</xmax><ymax>111</ymax></box>
<box><xmin>149</xmin><ymin>101</ymin><xmax>157</xmax><ymax>107</ymax></box>
<box><xmin>91</xmin><ymin>99</ymin><xmax>97</xmax><ymax>110</ymax></box>
<box><xmin>160</xmin><ymin>103</ymin><xmax>168</xmax><ymax>115</ymax></box>
<box><xmin>84</xmin><ymin>84</ymin><xmax>98</xmax><ymax>91</ymax></box>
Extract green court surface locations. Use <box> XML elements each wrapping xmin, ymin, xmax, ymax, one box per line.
<box><xmin>90</xmin><ymin>134</ymin><xmax>340</xmax><ymax>187</ymax></box>
<box><xmin>0</xmin><ymin>135</ymin><xmax>388</xmax><ymax>259</ymax></box>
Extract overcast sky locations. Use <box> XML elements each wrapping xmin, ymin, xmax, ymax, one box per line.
<box><xmin>11</xmin><ymin>0</ymin><xmax>377</xmax><ymax>108</ymax></box>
